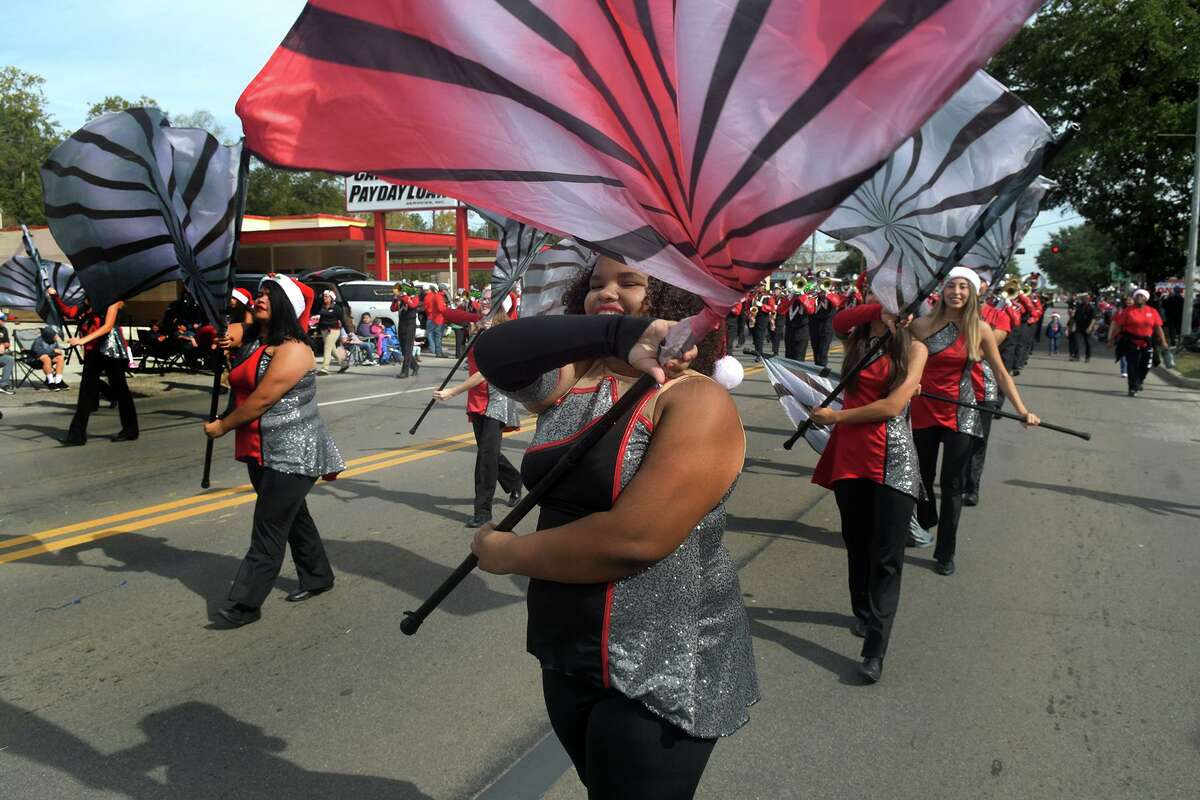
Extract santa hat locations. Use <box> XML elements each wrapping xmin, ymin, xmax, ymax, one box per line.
<box><xmin>231</xmin><ymin>288</ymin><xmax>253</xmax><ymax>308</ymax></box>
<box><xmin>260</xmin><ymin>274</ymin><xmax>315</xmax><ymax>331</ymax></box>
<box><xmin>1133</xmin><ymin>288</ymin><xmax>1150</xmax><ymax>301</ymax></box>
<box><xmin>945</xmin><ymin>266</ymin><xmax>981</xmax><ymax>294</ymax></box>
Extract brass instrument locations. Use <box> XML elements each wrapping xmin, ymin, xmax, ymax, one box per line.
<box><xmin>999</xmin><ymin>277</ymin><xmax>1023</xmax><ymax>300</ymax></box>
<box><xmin>818</xmin><ymin>276</ymin><xmax>838</xmax><ymax>292</ymax></box>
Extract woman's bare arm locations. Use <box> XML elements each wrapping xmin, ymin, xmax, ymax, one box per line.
<box><xmin>475</xmin><ymin>378</ymin><xmax>744</xmax><ymax>581</ymax></box>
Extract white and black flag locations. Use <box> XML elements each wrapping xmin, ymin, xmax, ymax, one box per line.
<box><xmin>0</xmin><ymin>254</ymin><xmax>86</xmax><ymax>319</ymax></box>
<box><xmin>820</xmin><ymin>71</ymin><xmax>1052</xmax><ymax>313</ymax></box>
<box><xmin>472</xmin><ymin>208</ymin><xmax>550</xmax><ymax>314</ymax></box>
<box><xmin>40</xmin><ymin>108</ymin><xmax>245</xmax><ymax>325</ymax></box>
<box><xmin>960</xmin><ymin>176</ymin><xmax>1056</xmax><ymax>284</ymax></box>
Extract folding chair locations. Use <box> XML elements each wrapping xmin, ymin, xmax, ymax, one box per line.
<box><xmin>135</xmin><ymin>330</ymin><xmax>186</xmax><ymax>374</ymax></box>
<box><xmin>11</xmin><ymin>329</ymin><xmax>57</xmax><ymax>389</ymax></box>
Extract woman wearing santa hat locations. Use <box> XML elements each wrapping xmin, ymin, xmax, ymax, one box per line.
<box><xmin>204</xmin><ymin>274</ymin><xmax>345</xmax><ymax>627</ymax></box>
<box><xmin>907</xmin><ymin>267</ymin><xmax>1039</xmax><ymax>576</ymax></box>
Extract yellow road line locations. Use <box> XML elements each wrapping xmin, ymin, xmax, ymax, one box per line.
<box><xmin>0</xmin><ymin>356</ymin><xmax>823</xmax><ymax>565</ymax></box>
<box><xmin>0</xmin><ymin>420</ymin><xmax>535</xmax><ymax>564</ymax></box>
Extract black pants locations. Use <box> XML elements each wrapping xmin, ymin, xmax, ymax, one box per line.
<box><xmin>69</xmin><ymin>349</ymin><xmax>137</xmax><ymax>439</ymax></box>
<box><xmin>1071</xmin><ymin>330</ymin><xmax>1091</xmax><ymax>361</ymax></box>
<box><xmin>1127</xmin><ymin>345</ymin><xmax>1151</xmax><ymax>392</ymax></box>
<box><xmin>736</xmin><ymin>315</ymin><xmax>748</xmax><ymax>346</ymax></box>
<box><xmin>471</xmin><ymin>414</ymin><xmax>521</xmax><ymax>517</ymax></box>
<box><xmin>769</xmin><ymin>320</ymin><xmax>783</xmax><ymax>356</ymax></box>
<box><xmin>228</xmin><ymin>463</ymin><xmax>333</xmax><ymax>608</ymax></box>
<box><xmin>398</xmin><ymin>319</ymin><xmax>418</xmax><ymax>374</ymax></box>
<box><xmin>784</xmin><ymin>321</ymin><xmax>810</xmax><ymax>361</ymax></box>
<box><xmin>724</xmin><ymin>316</ymin><xmax>739</xmax><ymax>355</ymax></box>
<box><xmin>542</xmin><ymin>670</ymin><xmax>716</xmax><ymax>800</ymax></box>
<box><xmin>751</xmin><ymin>318</ymin><xmax>769</xmax><ymax>356</ymax></box>
<box><xmin>809</xmin><ymin>318</ymin><xmax>834</xmax><ymax>366</ymax></box>
<box><xmin>965</xmin><ymin>399</ymin><xmax>1000</xmax><ymax>497</ymax></box>
<box><xmin>833</xmin><ymin>479</ymin><xmax>915</xmax><ymax>659</ymax></box>
<box><xmin>913</xmin><ymin>427</ymin><xmax>976</xmax><ymax>564</ymax></box>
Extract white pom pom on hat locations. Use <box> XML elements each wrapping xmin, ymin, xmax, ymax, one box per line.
<box><xmin>712</xmin><ymin>355</ymin><xmax>744</xmax><ymax>390</ymax></box>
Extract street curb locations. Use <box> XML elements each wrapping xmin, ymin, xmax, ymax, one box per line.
<box><xmin>1153</xmin><ymin>365</ymin><xmax>1200</xmax><ymax>391</ymax></box>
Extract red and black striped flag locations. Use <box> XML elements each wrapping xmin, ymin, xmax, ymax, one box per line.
<box><xmin>238</xmin><ymin>0</ymin><xmax>1041</xmax><ymax>315</ymax></box>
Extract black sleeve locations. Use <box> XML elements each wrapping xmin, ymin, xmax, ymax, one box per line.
<box><xmin>474</xmin><ymin>315</ymin><xmax>654</xmax><ymax>391</ymax></box>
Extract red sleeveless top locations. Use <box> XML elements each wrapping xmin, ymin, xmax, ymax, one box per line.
<box><xmin>909</xmin><ymin>322</ymin><xmax>984</xmax><ymax>435</ymax></box>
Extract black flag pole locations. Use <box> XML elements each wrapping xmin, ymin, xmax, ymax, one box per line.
<box><xmin>201</xmin><ymin>149</ymin><xmax>253</xmax><ymax>489</ymax></box>
<box><xmin>406</xmin><ymin>332</ymin><xmax>477</xmax><ymax>435</ymax></box>
<box><xmin>783</xmin><ymin>129</ymin><xmax>1076</xmax><ymax>450</ymax></box>
<box><xmin>918</xmin><ymin>392</ymin><xmax>1091</xmax><ymax>440</ymax></box>
<box><xmin>401</xmin><ymin>371</ymin><xmax>657</xmax><ymax>635</ymax></box>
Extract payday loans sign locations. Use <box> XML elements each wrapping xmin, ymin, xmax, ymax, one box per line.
<box><xmin>344</xmin><ymin>173</ymin><xmax>459</xmax><ymax>212</ymax></box>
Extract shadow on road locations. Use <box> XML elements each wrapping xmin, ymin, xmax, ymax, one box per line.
<box><xmin>317</xmin><ymin>478</ymin><xmax>473</xmax><ymax>525</ymax></box>
<box><xmin>322</xmin><ymin>538</ymin><xmax>524</xmax><ymax>616</ymax></box>
<box><xmin>745</xmin><ymin>607</ymin><xmax>863</xmax><ymax>685</ymax></box>
<box><xmin>741</xmin><ymin>457</ymin><xmax>814</xmax><ymax>478</ymax></box>
<box><xmin>1005</xmin><ymin>479</ymin><xmax>1200</xmax><ymax>519</ymax></box>
<box><xmin>0</xmin><ymin>699</ymin><xmax>434</xmax><ymax>799</ymax></box>
<box><xmin>17</xmin><ymin>533</ymin><xmax>296</xmax><ymax>619</ymax></box>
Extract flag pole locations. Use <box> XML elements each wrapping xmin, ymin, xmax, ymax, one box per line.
<box><xmin>201</xmin><ymin>149</ymin><xmax>252</xmax><ymax>489</ymax></box>
<box><xmin>784</xmin><ymin>130</ymin><xmax>1075</xmax><ymax>450</ymax></box>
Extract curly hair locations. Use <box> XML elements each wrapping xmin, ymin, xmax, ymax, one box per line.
<box><xmin>561</xmin><ymin>268</ymin><xmax>722</xmax><ymax>376</ymax></box>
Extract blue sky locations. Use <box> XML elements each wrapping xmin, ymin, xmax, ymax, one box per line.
<box><xmin>1</xmin><ymin>0</ymin><xmax>1069</xmax><ymax>276</ymax></box>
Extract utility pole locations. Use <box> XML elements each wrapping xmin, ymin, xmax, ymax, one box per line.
<box><xmin>810</xmin><ymin>233</ymin><xmax>817</xmax><ymax>273</ymax></box>
<box><xmin>1184</xmin><ymin>82</ymin><xmax>1200</xmax><ymax>337</ymax></box>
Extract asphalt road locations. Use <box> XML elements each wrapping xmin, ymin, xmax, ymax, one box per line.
<box><xmin>1</xmin><ymin>337</ymin><xmax>1198</xmax><ymax>799</ymax></box>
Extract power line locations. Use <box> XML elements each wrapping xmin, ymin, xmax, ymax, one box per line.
<box><xmin>1030</xmin><ymin>214</ymin><xmax>1083</xmax><ymax>229</ymax></box>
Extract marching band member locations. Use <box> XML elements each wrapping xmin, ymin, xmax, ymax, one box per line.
<box><xmin>907</xmin><ymin>268</ymin><xmax>1039</xmax><ymax>575</ymax></box>
<box><xmin>769</xmin><ymin>287</ymin><xmax>785</xmax><ymax>356</ymax></box>
<box><xmin>783</xmin><ymin>285</ymin><xmax>815</xmax><ymax>361</ymax></box>
<box><xmin>1108</xmin><ymin>288</ymin><xmax>1168</xmax><ymax>396</ymax></box>
<box><xmin>810</xmin><ymin>297</ymin><xmax>926</xmax><ymax>683</ymax></box>
<box><xmin>469</xmin><ymin>256</ymin><xmax>757</xmax><ymax>799</ymax></box>
<box><xmin>206</xmin><ymin>275</ymin><xmax>344</xmax><ymax>626</ymax></box>
<box><xmin>808</xmin><ymin>273</ymin><xmax>842</xmax><ymax>367</ymax></box>
<box><xmin>391</xmin><ymin>282</ymin><xmax>421</xmax><ymax>378</ymax></box>
<box><xmin>963</xmin><ymin>278</ymin><xmax>1014</xmax><ymax>507</ymax></box>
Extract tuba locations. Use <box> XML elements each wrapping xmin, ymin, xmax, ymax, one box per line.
<box><xmin>999</xmin><ymin>277</ymin><xmax>1023</xmax><ymax>300</ymax></box>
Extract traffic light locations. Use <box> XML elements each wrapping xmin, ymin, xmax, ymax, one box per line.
<box><xmin>1050</xmin><ymin>245</ymin><xmax>1062</xmax><ymax>254</ymax></box>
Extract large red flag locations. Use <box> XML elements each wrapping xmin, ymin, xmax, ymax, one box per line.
<box><xmin>238</xmin><ymin>0</ymin><xmax>1041</xmax><ymax>324</ymax></box>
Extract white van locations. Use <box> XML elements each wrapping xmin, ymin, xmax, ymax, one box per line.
<box><xmin>338</xmin><ymin>281</ymin><xmax>425</xmax><ymax>341</ymax></box>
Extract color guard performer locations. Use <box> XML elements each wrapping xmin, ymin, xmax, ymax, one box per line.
<box><xmin>907</xmin><ymin>268</ymin><xmax>1039</xmax><ymax>575</ymax></box>
<box><xmin>809</xmin><ymin>298</ymin><xmax>926</xmax><ymax>683</ymax></box>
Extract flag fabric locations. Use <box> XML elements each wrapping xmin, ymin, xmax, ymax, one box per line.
<box><xmin>472</xmin><ymin>208</ymin><xmax>551</xmax><ymax>315</ymax></box>
<box><xmin>762</xmin><ymin>355</ymin><xmax>843</xmax><ymax>454</ymax></box>
<box><xmin>237</xmin><ymin>0</ymin><xmax>1042</xmax><ymax>318</ymax></box>
<box><xmin>40</xmin><ymin>108</ymin><xmax>245</xmax><ymax>325</ymax></box>
<box><xmin>518</xmin><ymin>238</ymin><xmax>597</xmax><ymax>318</ymax></box>
<box><xmin>0</xmin><ymin>254</ymin><xmax>87</xmax><ymax>321</ymax></box>
<box><xmin>960</xmin><ymin>176</ymin><xmax>1055</xmax><ymax>284</ymax></box>
<box><xmin>821</xmin><ymin>71</ymin><xmax>1052</xmax><ymax>314</ymax></box>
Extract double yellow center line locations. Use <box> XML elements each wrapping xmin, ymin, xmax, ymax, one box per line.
<box><xmin>0</xmin><ymin>358</ymin><xmax>796</xmax><ymax>566</ymax></box>
<box><xmin>0</xmin><ymin>420</ymin><xmax>537</xmax><ymax>565</ymax></box>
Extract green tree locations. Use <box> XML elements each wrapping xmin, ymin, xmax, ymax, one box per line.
<box><xmin>1036</xmin><ymin>224</ymin><xmax>1118</xmax><ymax>292</ymax></box>
<box><xmin>0</xmin><ymin>66</ymin><xmax>61</xmax><ymax>227</ymax></box>
<box><xmin>833</xmin><ymin>241</ymin><xmax>864</xmax><ymax>278</ymax></box>
<box><xmin>85</xmin><ymin>94</ymin><xmax>161</xmax><ymax>119</ymax></box>
<box><xmin>989</xmin><ymin>0</ymin><xmax>1200</xmax><ymax>283</ymax></box>
<box><xmin>171</xmin><ymin>109</ymin><xmax>226</xmax><ymax>143</ymax></box>
<box><xmin>243</xmin><ymin>164</ymin><xmax>346</xmax><ymax>216</ymax></box>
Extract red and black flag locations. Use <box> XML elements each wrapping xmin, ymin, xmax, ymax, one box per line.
<box><xmin>238</xmin><ymin>0</ymin><xmax>1042</xmax><ymax>316</ymax></box>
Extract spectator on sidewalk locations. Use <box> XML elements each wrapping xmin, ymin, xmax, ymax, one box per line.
<box><xmin>0</xmin><ymin>312</ymin><xmax>15</xmax><ymax>393</ymax></box>
<box><xmin>29</xmin><ymin>325</ymin><xmax>68</xmax><ymax>391</ymax></box>
<box><xmin>424</xmin><ymin>284</ymin><xmax>448</xmax><ymax>357</ymax></box>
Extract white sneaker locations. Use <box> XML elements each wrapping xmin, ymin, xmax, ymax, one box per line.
<box><xmin>906</xmin><ymin>515</ymin><xmax>934</xmax><ymax>548</ymax></box>
<box><xmin>0</xmin><ymin>385</ymin><xmax>13</xmax><ymax>395</ymax></box>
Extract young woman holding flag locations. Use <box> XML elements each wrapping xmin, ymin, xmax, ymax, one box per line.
<box><xmin>809</xmin><ymin>297</ymin><xmax>926</xmax><ymax>683</ymax></box>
